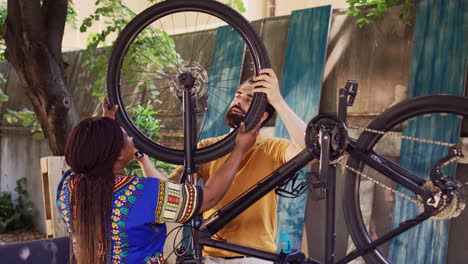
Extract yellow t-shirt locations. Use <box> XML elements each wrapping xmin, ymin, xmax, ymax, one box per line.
<box><xmin>181</xmin><ymin>134</ymin><xmax>290</xmax><ymax>257</ymax></box>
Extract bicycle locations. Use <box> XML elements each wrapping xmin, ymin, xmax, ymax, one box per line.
<box><xmin>106</xmin><ymin>1</ymin><xmax>467</xmax><ymax>263</ymax></box>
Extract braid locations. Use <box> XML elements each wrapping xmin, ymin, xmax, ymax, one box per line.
<box><xmin>65</xmin><ymin>117</ymin><xmax>123</xmax><ymax>263</ymax></box>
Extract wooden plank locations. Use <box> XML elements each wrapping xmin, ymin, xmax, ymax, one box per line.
<box><xmin>274</xmin><ymin>6</ymin><xmax>331</xmax><ymax>251</ymax></box>
<box><xmin>40</xmin><ymin>156</ymin><xmax>69</xmax><ymax>238</ymax></box>
<box><xmin>389</xmin><ymin>0</ymin><xmax>467</xmax><ymax>263</ymax></box>
<box><xmin>40</xmin><ymin>158</ymin><xmax>53</xmax><ymax>238</ymax></box>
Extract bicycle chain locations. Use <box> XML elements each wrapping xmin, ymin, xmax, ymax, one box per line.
<box><xmin>339</xmin><ymin>161</ymin><xmax>420</xmax><ymax>204</ymax></box>
<box><xmin>347</xmin><ymin>125</ymin><xmax>455</xmax><ymax>147</ymax></box>
<box><xmin>342</xmin><ymin>125</ymin><xmax>461</xmax><ymax>207</ymax></box>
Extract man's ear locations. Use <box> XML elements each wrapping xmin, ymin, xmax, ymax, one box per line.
<box><xmin>260</xmin><ymin>111</ymin><xmax>268</xmax><ymax>124</ymax></box>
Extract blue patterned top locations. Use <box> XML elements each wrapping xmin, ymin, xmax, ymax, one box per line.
<box><xmin>56</xmin><ymin>170</ymin><xmax>203</xmax><ymax>264</ymax></box>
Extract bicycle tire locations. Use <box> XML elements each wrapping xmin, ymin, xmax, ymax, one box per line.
<box><xmin>107</xmin><ymin>0</ymin><xmax>270</xmax><ymax>164</ymax></box>
<box><xmin>343</xmin><ymin>95</ymin><xmax>468</xmax><ymax>263</ymax></box>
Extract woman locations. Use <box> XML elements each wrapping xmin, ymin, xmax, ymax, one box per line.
<box><xmin>57</xmin><ymin>115</ymin><xmax>260</xmax><ymax>264</ymax></box>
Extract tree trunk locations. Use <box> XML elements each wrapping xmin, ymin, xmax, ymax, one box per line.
<box><xmin>4</xmin><ymin>0</ymin><xmax>79</xmax><ymax>155</ymax></box>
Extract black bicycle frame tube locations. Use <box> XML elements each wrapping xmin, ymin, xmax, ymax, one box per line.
<box><xmin>345</xmin><ymin>139</ymin><xmax>426</xmax><ymax>187</ymax></box>
<box><xmin>182</xmin><ymin>89</ymin><xmax>196</xmax><ymax>177</ymax></box>
<box><xmin>325</xmin><ymin>165</ymin><xmax>337</xmax><ymax>264</ymax></box>
<box><xmin>181</xmin><ymin>88</ymin><xmax>204</xmax><ymax>263</ymax></box>
<box><xmin>337</xmin><ymin>211</ymin><xmax>432</xmax><ymax>264</ymax></box>
<box><xmin>200</xmin><ymin>148</ymin><xmax>315</xmax><ymax>235</ymax></box>
<box><xmin>193</xmin><ymin>128</ymin><xmax>435</xmax><ymax>263</ymax></box>
<box><xmin>338</xmin><ymin>88</ymin><xmax>348</xmax><ymax>124</ymax></box>
<box><xmin>346</xmin><ymin>142</ymin><xmax>431</xmax><ymax>200</ymax></box>
<box><xmin>199</xmin><ymin>234</ymin><xmax>281</xmax><ymax>261</ymax></box>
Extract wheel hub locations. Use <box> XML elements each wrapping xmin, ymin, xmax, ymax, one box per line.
<box><xmin>169</xmin><ymin>61</ymin><xmax>208</xmax><ymax>100</ymax></box>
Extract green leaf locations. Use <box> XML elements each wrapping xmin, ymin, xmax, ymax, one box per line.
<box><xmin>6</xmin><ymin>109</ymin><xmax>17</xmax><ymax>116</ymax></box>
<box><xmin>32</xmin><ymin>132</ymin><xmax>45</xmax><ymax>141</ymax></box>
<box><xmin>233</xmin><ymin>0</ymin><xmax>246</xmax><ymax>13</ymax></box>
<box><xmin>4</xmin><ymin>114</ymin><xmax>17</xmax><ymax>124</ymax></box>
<box><xmin>17</xmin><ymin>110</ymin><xmax>34</xmax><ymax>127</ymax></box>
<box><xmin>0</xmin><ymin>73</ymin><xmax>6</xmax><ymax>84</ymax></box>
<box><xmin>67</xmin><ymin>4</ymin><xmax>79</xmax><ymax>29</ymax></box>
<box><xmin>0</xmin><ymin>88</ymin><xmax>7</xmax><ymax>102</ymax></box>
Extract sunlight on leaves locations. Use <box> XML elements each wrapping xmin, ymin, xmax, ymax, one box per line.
<box><xmin>345</xmin><ymin>0</ymin><xmax>414</xmax><ymax>27</ymax></box>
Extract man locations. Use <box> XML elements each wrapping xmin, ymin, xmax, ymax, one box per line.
<box><xmin>170</xmin><ymin>68</ymin><xmax>307</xmax><ymax>264</ymax></box>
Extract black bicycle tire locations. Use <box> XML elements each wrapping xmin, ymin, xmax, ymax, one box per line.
<box><xmin>343</xmin><ymin>94</ymin><xmax>468</xmax><ymax>263</ymax></box>
<box><xmin>107</xmin><ymin>0</ymin><xmax>270</xmax><ymax>164</ymax></box>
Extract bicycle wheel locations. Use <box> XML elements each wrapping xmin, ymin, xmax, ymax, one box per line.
<box><xmin>107</xmin><ymin>0</ymin><xmax>270</xmax><ymax>164</ymax></box>
<box><xmin>343</xmin><ymin>95</ymin><xmax>468</xmax><ymax>263</ymax></box>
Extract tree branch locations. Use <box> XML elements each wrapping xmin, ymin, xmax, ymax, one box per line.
<box><xmin>4</xmin><ymin>0</ymin><xmax>25</xmax><ymax>66</ymax></box>
<box><xmin>43</xmin><ymin>0</ymin><xmax>67</xmax><ymax>61</ymax></box>
<box><xmin>4</xmin><ymin>0</ymin><xmax>79</xmax><ymax>155</ymax></box>
<box><xmin>17</xmin><ymin>0</ymin><xmax>46</xmax><ymax>44</ymax></box>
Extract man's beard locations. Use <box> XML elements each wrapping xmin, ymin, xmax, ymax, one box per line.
<box><xmin>225</xmin><ymin>105</ymin><xmax>246</xmax><ymax>128</ymax></box>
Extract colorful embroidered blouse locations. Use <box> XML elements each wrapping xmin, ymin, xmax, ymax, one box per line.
<box><xmin>56</xmin><ymin>170</ymin><xmax>203</xmax><ymax>264</ymax></box>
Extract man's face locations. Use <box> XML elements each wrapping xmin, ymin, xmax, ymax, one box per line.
<box><xmin>225</xmin><ymin>84</ymin><xmax>254</xmax><ymax>128</ymax></box>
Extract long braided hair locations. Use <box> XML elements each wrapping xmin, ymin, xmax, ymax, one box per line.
<box><xmin>64</xmin><ymin>117</ymin><xmax>124</xmax><ymax>263</ymax></box>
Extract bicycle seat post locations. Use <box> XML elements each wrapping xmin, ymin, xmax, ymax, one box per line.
<box><xmin>179</xmin><ymin>72</ymin><xmax>199</xmax><ymax>183</ymax></box>
<box><xmin>178</xmin><ymin>72</ymin><xmax>205</xmax><ymax>264</ymax></box>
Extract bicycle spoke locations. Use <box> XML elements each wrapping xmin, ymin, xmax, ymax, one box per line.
<box><xmin>189</xmin><ymin>12</ymin><xmax>200</xmax><ymax>65</ymax></box>
<box><xmin>206</xmin><ymin>89</ymin><xmax>234</xmax><ymax>106</ymax></box>
<box><xmin>122</xmin><ymin>56</ymin><xmax>176</xmax><ymax>80</ymax></box>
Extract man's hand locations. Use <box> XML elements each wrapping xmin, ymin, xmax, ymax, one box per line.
<box><xmin>253</xmin><ymin>68</ymin><xmax>307</xmax><ymax>161</ymax></box>
<box><xmin>252</xmin><ymin>68</ymin><xmax>282</xmax><ymax>106</ymax></box>
<box><xmin>233</xmin><ymin>120</ymin><xmax>262</xmax><ymax>154</ymax></box>
<box><xmin>102</xmin><ymin>96</ymin><xmax>119</xmax><ymax>120</ymax></box>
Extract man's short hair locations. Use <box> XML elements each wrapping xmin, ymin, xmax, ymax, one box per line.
<box><xmin>240</xmin><ymin>78</ymin><xmax>276</xmax><ymax>127</ymax></box>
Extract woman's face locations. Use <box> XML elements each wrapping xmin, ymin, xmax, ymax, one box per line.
<box><xmin>119</xmin><ymin>127</ymin><xmax>136</xmax><ymax>162</ymax></box>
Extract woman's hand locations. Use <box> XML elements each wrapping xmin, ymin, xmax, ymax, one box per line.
<box><xmin>102</xmin><ymin>97</ymin><xmax>119</xmax><ymax>120</ymax></box>
<box><xmin>135</xmin><ymin>151</ymin><xmax>168</xmax><ymax>181</ymax></box>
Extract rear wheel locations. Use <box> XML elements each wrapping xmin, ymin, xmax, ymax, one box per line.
<box><xmin>107</xmin><ymin>0</ymin><xmax>270</xmax><ymax>164</ymax></box>
<box><xmin>343</xmin><ymin>95</ymin><xmax>468</xmax><ymax>263</ymax></box>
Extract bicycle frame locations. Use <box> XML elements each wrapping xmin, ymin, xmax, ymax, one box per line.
<box><xmin>178</xmin><ymin>80</ymin><xmax>438</xmax><ymax>264</ymax></box>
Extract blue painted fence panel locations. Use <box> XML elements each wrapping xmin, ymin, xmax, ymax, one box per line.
<box><xmin>274</xmin><ymin>6</ymin><xmax>331</xmax><ymax>251</ymax></box>
<box><xmin>200</xmin><ymin>25</ymin><xmax>245</xmax><ymax>140</ymax></box>
<box><xmin>184</xmin><ymin>25</ymin><xmax>245</xmax><ymax>251</ymax></box>
<box><xmin>389</xmin><ymin>0</ymin><xmax>467</xmax><ymax>263</ymax></box>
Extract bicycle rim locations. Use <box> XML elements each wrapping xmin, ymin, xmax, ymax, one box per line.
<box><xmin>107</xmin><ymin>0</ymin><xmax>270</xmax><ymax>164</ymax></box>
<box><xmin>343</xmin><ymin>95</ymin><xmax>468</xmax><ymax>263</ymax></box>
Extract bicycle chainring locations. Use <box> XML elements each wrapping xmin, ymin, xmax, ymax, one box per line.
<box><xmin>305</xmin><ymin>115</ymin><xmax>348</xmax><ymax>163</ymax></box>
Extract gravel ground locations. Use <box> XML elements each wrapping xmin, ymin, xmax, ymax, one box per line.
<box><xmin>0</xmin><ymin>227</ymin><xmax>45</xmax><ymax>246</ymax></box>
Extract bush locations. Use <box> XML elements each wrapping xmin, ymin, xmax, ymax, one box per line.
<box><xmin>125</xmin><ymin>103</ymin><xmax>176</xmax><ymax>176</ymax></box>
<box><xmin>0</xmin><ymin>178</ymin><xmax>34</xmax><ymax>233</ymax></box>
